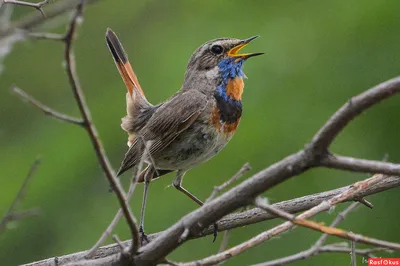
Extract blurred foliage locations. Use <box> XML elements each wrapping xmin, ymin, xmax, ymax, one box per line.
<box><xmin>1</xmin><ymin>0</ymin><xmax>400</xmax><ymax>265</ymax></box>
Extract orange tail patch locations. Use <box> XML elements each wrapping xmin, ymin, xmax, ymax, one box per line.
<box><xmin>106</xmin><ymin>28</ymin><xmax>147</xmax><ymax>100</ymax></box>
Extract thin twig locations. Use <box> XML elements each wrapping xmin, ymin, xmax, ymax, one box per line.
<box><xmin>357</xmin><ymin>198</ymin><xmax>374</xmax><ymax>209</ymax></box>
<box><xmin>254</xmin><ymin>199</ymin><xmax>397</xmax><ymax>252</ymax></box>
<box><xmin>319</xmin><ymin>243</ymin><xmax>390</xmax><ymax>257</ymax></box>
<box><xmin>309</xmin><ymin>76</ymin><xmax>400</xmax><ymax>154</ymax></box>
<box><xmin>206</xmin><ymin>163</ymin><xmax>251</xmax><ymax>203</ymax></box>
<box><xmin>85</xmin><ymin>152</ymin><xmax>145</xmax><ymax>258</ymax></box>
<box><xmin>0</xmin><ymin>158</ymin><xmax>41</xmax><ymax>233</ymax></box>
<box><xmin>112</xmin><ymin>235</ymin><xmax>128</xmax><ymax>255</ymax></box>
<box><xmin>0</xmin><ymin>0</ymin><xmax>103</xmax><ymax>39</ymax></box>
<box><xmin>248</xmin><ymin>203</ymin><xmax>360</xmax><ymax>266</ymax></box>
<box><xmin>2</xmin><ymin>0</ymin><xmax>49</xmax><ymax>17</ymax></box>
<box><xmin>28</xmin><ymin>31</ymin><xmax>65</xmax><ymax>41</ymax></box>
<box><xmin>12</xmin><ymin>86</ymin><xmax>84</xmax><ymax>126</ymax></box>
<box><xmin>351</xmin><ymin>241</ymin><xmax>357</xmax><ymax>266</ymax></box>
<box><xmin>218</xmin><ymin>230</ymin><xmax>230</xmax><ymax>253</ymax></box>
<box><xmin>254</xmin><ymin>199</ymin><xmax>400</xmax><ymax>256</ymax></box>
<box><xmin>251</xmin><ymin>243</ymin><xmax>389</xmax><ymax>266</ymax></box>
<box><xmin>320</xmin><ymin>153</ymin><xmax>400</xmax><ymax>177</ymax></box>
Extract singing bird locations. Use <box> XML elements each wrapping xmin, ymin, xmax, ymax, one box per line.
<box><xmin>106</xmin><ymin>28</ymin><xmax>262</xmax><ymax>242</ymax></box>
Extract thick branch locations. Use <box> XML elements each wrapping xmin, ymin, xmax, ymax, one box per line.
<box><xmin>309</xmin><ymin>76</ymin><xmax>400</xmax><ymax>153</ymax></box>
<box><xmin>179</xmin><ymin>174</ymin><xmax>398</xmax><ymax>265</ymax></box>
<box><xmin>130</xmin><ymin>77</ymin><xmax>400</xmax><ymax>265</ymax></box>
<box><xmin>22</xmin><ymin>174</ymin><xmax>400</xmax><ymax>266</ymax></box>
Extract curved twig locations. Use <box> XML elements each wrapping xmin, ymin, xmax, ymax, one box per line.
<box><xmin>308</xmin><ymin>76</ymin><xmax>400</xmax><ymax>154</ymax></box>
<box><xmin>62</xmin><ymin>0</ymin><xmax>139</xmax><ymax>254</ymax></box>
<box><xmin>12</xmin><ymin>86</ymin><xmax>84</xmax><ymax>126</ymax></box>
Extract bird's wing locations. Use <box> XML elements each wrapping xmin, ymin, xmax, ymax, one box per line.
<box><xmin>117</xmin><ymin>90</ymin><xmax>208</xmax><ymax>176</ymax></box>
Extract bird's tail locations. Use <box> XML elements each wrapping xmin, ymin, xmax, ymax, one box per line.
<box><xmin>106</xmin><ymin>28</ymin><xmax>152</xmax><ymax>135</ymax></box>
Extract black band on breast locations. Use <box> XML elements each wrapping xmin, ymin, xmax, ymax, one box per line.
<box><xmin>214</xmin><ymin>93</ymin><xmax>242</xmax><ymax>123</ymax></box>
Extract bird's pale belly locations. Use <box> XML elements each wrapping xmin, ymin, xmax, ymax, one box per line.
<box><xmin>152</xmin><ymin>122</ymin><xmax>232</xmax><ymax>171</ymax></box>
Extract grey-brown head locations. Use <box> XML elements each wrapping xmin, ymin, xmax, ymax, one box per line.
<box><xmin>182</xmin><ymin>36</ymin><xmax>263</xmax><ymax>91</ymax></box>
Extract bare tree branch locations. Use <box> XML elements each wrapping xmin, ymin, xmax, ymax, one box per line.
<box><xmin>321</xmin><ymin>153</ymin><xmax>400</xmax><ymax>176</ymax></box>
<box><xmin>12</xmin><ymin>86</ymin><xmax>84</xmax><ymax>126</ymax></box>
<box><xmin>308</xmin><ymin>77</ymin><xmax>400</xmax><ymax>154</ymax></box>
<box><xmin>2</xmin><ymin>0</ymin><xmax>49</xmax><ymax>17</ymax></box>
<box><xmin>179</xmin><ymin>174</ymin><xmax>399</xmax><ymax>266</ymax></box>
<box><xmin>62</xmin><ymin>0</ymin><xmax>139</xmax><ymax>255</ymax></box>
<box><xmin>130</xmin><ymin>77</ymin><xmax>400</xmax><ymax>265</ymax></box>
<box><xmin>351</xmin><ymin>241</ymin><xmax>357</xmax><ymax>266</ymax></box>
<box><xmin>0</xmin><ymin>0</ymin><xmax>103</xmax><ymax>39</ymax></box>
<box><xmin>112</xmin><ymin>235</ymin><xmax>129</xmax><ymax>258</ymax></box>
<box><xmin>255</xmin><ymin>198</ymin><xmax>400</xmax><ymax>252</ymax></box>
<box><xmin>319</xmin><ymin>243</ymin><xmax>390</xmax><ymax>257</ymax></box>
<box><xmin>22</xmin><ymin>174</ymin><xmax>400</xmax><ymax>266</ymax></box>
<box><xmin>250</xmin><ymin>202</ymin><xmax>360</xmax><ymax>266</ymax></box>
<box><xmin>84</xmin><ymin>164</ymin><xmax>143</xmax><ymax>258</ymax></box>
<box><xmin>28</xmin><ymin>31</ymin><xmax>65</xmax><ymax>40</ymax></box>
<box><xmin>0</xmin><ymin>158</ymin><xmax>41</xmax><ymax>233</ymax></box>
<box><xmin>8</xmin><ymin>1</ymin><xmax>400</xmax><ymax>263</ymax></box>
<box><xmin>253</xmin><ymin>243</ymin><xmax>389</xmax><ymax>266</ymax></box>
<box><xmin>10</xmin><ymin>0</ymin><xmax>140</xmax><ymax>259</ymax></box>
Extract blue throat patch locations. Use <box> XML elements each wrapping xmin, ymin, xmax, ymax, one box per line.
<box><xmin>217</xmin><ymin>57</ymin><xmax>245</xmax><ymax>103</ymax></box>
<box><xmin>214</xmin><ymin>57</ymin><xmax>244</xmax><ymax>123</ymax></box>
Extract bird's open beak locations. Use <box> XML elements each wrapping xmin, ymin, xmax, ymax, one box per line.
<box><xmin>228</xmin><ymin>36</ymin><xmax>264</xmax><ymax>59</ymax></box>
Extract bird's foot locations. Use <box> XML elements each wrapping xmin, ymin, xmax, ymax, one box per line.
<box><xmin>212</xmin><ymin>222</ymin><xmax>218</xmax><ymax>242</ymax></box>
<box><xmin>139</xmin><ymin>226</ymin><xmax>149</xmax><ymax>245</ymax></box>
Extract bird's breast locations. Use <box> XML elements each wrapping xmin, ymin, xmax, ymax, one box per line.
<box><xmin>225</xmin><ymin>77</ymin><xmax>244</xmax><ymax>101</ymax></box>
<box><xmin>211</xmin><ymin>104</ymin><xmax>241</xmax><ymax>138</ymax></box>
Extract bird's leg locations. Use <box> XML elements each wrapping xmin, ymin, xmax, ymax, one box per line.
<box><xmin>139</xmin><ymin>166</ymin><xmax>155</xmax><ymax>245</ymax></box>
<box><xmin>173</xmin><ymin>170</ymin><xmax>219</xmax><ymax>242</ymax></box>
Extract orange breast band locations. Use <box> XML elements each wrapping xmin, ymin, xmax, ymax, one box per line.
<box><xmin>226</xmin><ymin>77</ymin><xmax>244</xmax><ymax>101</ymax></box>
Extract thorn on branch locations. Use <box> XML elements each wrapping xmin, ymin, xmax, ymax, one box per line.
<box><xmin>179</xmin><ymin>228</ymin><xmax>190</xmax><ymax>243</ymax></box>
<box><xmin>357</xmin><ymin>198</ymin><xmax>374</xmax><ymax>209</ymax></box>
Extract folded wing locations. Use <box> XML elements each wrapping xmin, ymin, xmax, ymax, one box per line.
<box><xmin>117</xmin><ymin>90</ymin><xmax>208</xmax><ymax>176</ymax></box>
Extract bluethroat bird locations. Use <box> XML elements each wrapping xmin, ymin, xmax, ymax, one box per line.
<box><xmin>106</xmin><ymin>28</ymin><xmax>263</xmax><ymax>243</ymax></box>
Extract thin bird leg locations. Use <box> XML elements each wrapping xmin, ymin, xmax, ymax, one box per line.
<box><xmin>139</xmin><ymin>166</ymin><xmax>155</xmax><ymax>244</ymax></box>
<box><xmin>173</xmin><ymin>170</ymin><xmax>219</xmax><ymax>241</ymax></box>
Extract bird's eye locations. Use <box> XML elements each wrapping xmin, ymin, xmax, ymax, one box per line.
<box><xmin>211</xmin><ymin>45</ymin><xmax>223</xmax><ymax>55</ymax></box>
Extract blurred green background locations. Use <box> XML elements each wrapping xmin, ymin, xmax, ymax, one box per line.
<box><xmin>1</xmin><ymin>0</ymin><xmax>400</xmax><ymax>265</ymax></box>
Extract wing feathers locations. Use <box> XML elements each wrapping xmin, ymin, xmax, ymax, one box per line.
<box><xmin>117</xmin><ymin>91</ymin><xmax>208</xmax><ymax>176</ymax></box>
